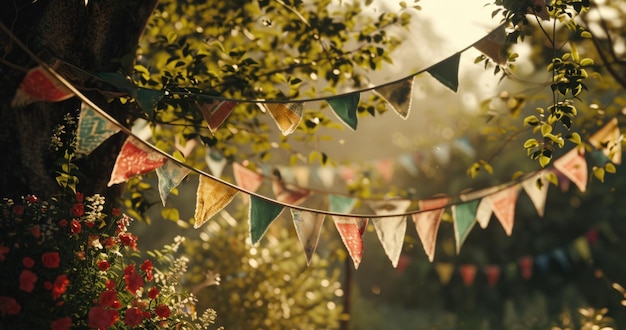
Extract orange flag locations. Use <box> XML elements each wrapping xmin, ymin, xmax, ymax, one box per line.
<box><xmin>12</xmin><ymin>66</ymin><xmax>74</xmax><ymax>107</ymax></box>
<box><xmin>198</xmin><ymin>99</ymin><xmax>237</xmax><ymax>133</ymax></box>
<box><xmin>554</xmin><ymin>148</ymin><xmax>588</xmax><ymax>192</ymax></box>
<box><xmin>108</xmin><ymin>137</ymin><xmax>167</xmax><ymax>186</ymax></box>
<box><xmin>484</xmin><ymin>185</ymin><xmax>520</xmax><ymax>236</ymax></box>
<box><xmin>412</xmin><ymin>197</ymin><xmax>449</xmax><ymax>262</ymax></box>
<box><xmin>233</xmin><ymin>163</ymin><xmax>264</xmax><ymax>192</ymax></box>
<box><xmin>333</xmin><ymin>216</ymin><xmax>368</xmax><ymax>269</ymax></box>
<box><xmin>259</xmin><ymin>103</ymin><xmax>303</xmax><ymax>135</ymax></box>
<box><xmin>459</xmin><ymin>264</ymin><xmax>477</xmax><ymax>286</ymax></box>
<box><xmin>194</xmin><ymin>176</ymin><xmax>239</xmax><ymax>228</ymax></box>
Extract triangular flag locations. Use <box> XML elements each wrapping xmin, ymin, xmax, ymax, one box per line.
<box><xmin>521</xmin><ymin>171</ymin><xmax>550</xmax><ymax>217</ymax></box>
<box><xmin>194</xmin><ymin>175</ymin><xmax>238</xmax><ymax>228</ymax></box>
<box><xmin>398</xmin><ymin>153</ymin><xmax>419</xmax><ymax>176</ymax></box>
<box><xmin>473</xmin><ymin>25</ymin><xmax>506</xmax><ymax>64</ymax></box>
<box><xmin>290</xmin><ymin>210</ymin><xmax>325</xmax><ymax>265</ymax></box>
<box><xmin>339</xmin><ymin>166</ymin><xmax>357</xmax><ymax>184</ymax></box>
<box><xmin>553</xmin><ymin>147</ymin><xmax>588</xmax><ymax>192</ymax></box>
<box><xmin>373</xmin><ymin>77</ymin><xmax>415</xmax><ymax>119</ymax></box>
<box><xmin>369</xmin><ymin>200</ymin><xmax>411</xmax><ymax>267</ymax></box>
<box><xmin>316</xmin><ymin>166</ymin><xmax>335</xmax><ymax>188</ymax></box>
<box><xmin>427</xmin><ymin>53</ymin><xmax>461</xmax><ymax>92</ymax></box>
<box><xmin>459</xmin><ymin>264</ymin><xmax>477</xmax><ymax>286</ymax></box>
<box><xmin>76</xmin><ymin>103</ymin><xmax>120</xmax><ymax>155</ymax></box>
<box><xmin>484</xmin><ymin>265</ymin><xmax>501</xmax><ymax>287</ymax></box>
<box><xmin>156</xmin><ymin>160</ymin><xmax>191</xmax><ymax>205</ymax></box>
<box><xmin>573</xmin><ymin>236</ymin><xmax>592</xmax><ymax>263</ymax></box>
<box><xmin>588</xmin><ymin>118</ymin><xmax>622</xmax><ymax>165</ymax></box>
<box><xmin>293</xmin><ymin>166</ymin><xmax>310</xmax><ymax>187</ymax></box>
<box><xmin>412</xmin><ymin>197</ymin><xmax>449</xmax><ymax>262</ymax></box>
<box><xmin>452</xmin><ymin>200</ymin><xmax>479</xmax><ymax>254</ymax></box>
<box><xmin>327</xmin><ymin>93</ymin><xmax>360</xmax><ymax>130</ymax></box>
<box><xmin>135</xmin><ymin>87</ymin><xmax>164</xmax><ymax>115</ymax></box>
<box><xmin>249</xmin><ymin>196</ymin><xmax>284</xmax><ymax>244</ymax></box>
<box><xmin>485</xmin><ymin>185</ymin><xmax>519</xmax><ymax>236</ymax></box>
<box><xmin>518</xmin><ymin>256</ymin><xmax>533</xmax><ymax>279</ymax></box>
<box><xmin>434</xmin><ymin>262</ymin><xmax>454</xmax><ymax>285</ymax></box>
<box><xmin>259</xmin><ymin>103</ymin><xmax>303</xmax><ymax>135</ymax></box>
<box><xmin>272</xmin><ymin>180</ymin><xmax>311</xmax><ymax>205</ymax></box>
<box><xmin>329</xmin><ymin>195</ymin><xmax>357</xmax><ymax>214</ymax></box>
<box><xmin>198</xmin><ymin>99</ymin><xmax>238</xmax><ymax>133</ymax></box>
<box><xmin>108</xmin><ymin>137</ymin><xmax>167</xmax><ymax>186</ymax></box>
<box><xmin>233</xmin><ymin>163</ymin><xmax>263</xmax><ymax>192</ymax></box>
<box><xmin>474</xmin><ymin>199</ymin><xmax>493</xmax><ymax>229</ymax></box>
<box><xmin>332</xmin><ymin>216</ymin><xmax>368</xmax><ymax>269</ymax></box>
<box><xmin>432</xmin><ymin>144</ymin><xmax>451</xmax><ymax>165</ymax></box>
<box><xmin>205</xmin><ymin>148</ymin><xmax>227</xmax><ymax>178</ymax></box>
<box><xmin>374</xmin><ymin>158</ymin><xmax>394</xmax><ymax>182</ymax></box>
<box><xmin>12</xmin><ymin>65</ymin><xmax>74</xmax><ymax>107</ymax></box>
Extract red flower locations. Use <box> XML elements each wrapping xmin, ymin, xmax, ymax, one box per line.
<box><xmin>42</xmin><ymin>252</ymin><xmax>61</xmax><ymax>268</ymax></box>
<box><xmin>51</xmin><ymin>316</ymin><xmax>72</xmax><ymax>330</ymax></box>
<box><xmin>59</xmin><ymin>219</ymin><xmax>68</xmax><ymax>227</ymax></box>
<box><xmin>70</xmin><ymin>219</ymin><xmax>82</xmax><ymax>235</ymax></box>
<box><xmin>0</xmin><ymin>296</ymin><xmax>21</xmax><ymax>316</ymax></box>
<box><xmin>124</xmin><ymin>307</ymin><xmax>145</xmax><ymax>327</ymax></box>
<box><xmin>75</xmin><ymin>192</ymin><xmax>84</xmax><ymax>203</ymax></box>
<box><xmin>99</xmin><ymin>290</ymin><xmax>120</xmax><ymax>308</ymax></box>
<box><xmin>97</xmin><ymin>260</ymin><xmax>111</xmax><ymax>271</ymax></box>
<box><xmin>52</xmin><ymin>274</ymin><xmax>70</xmax><ymax>300</ymax></box>
<box><xmin>118</xmin><ymin>233</ymin><xmax>138</xmax><ymax>250</ymax></box>
<box><xmin>12</xmin><ymin>204</ymin><xmax>24</xmax><ymax>216</ymax></box>
<box><xmin>124</xmin><ymin>269</ymin><xmax>144</xmax><ymax>294</ymax></box>
<box><xmin>0</xmin><ymin>244</ymin><xmax>9</xmax><ymax>262</ymax></box>
<box><xmin>44</xmin><ymin>281</ymin><xmax>53</xmax><ymax>290</ymax></box>
<box><xmin>105</xmin><ymin>279</ymin><xmax>116</xmax><ymax>290</ymax></box>
<box><xmin>29</xmin><ymin>225</ymin><xmax>41</xmax><ymax>238</ymax></box>
<box><xmin>19</xmin><ymin>270</ymin><xmax>37</xmax><ymax>292</ymax></box>
<box><xmin>103</xmin><ymin>237</ymin><xmax>116</xmax><ymax>249</ymax></box>
<box><xmin>71</xmin><ymin>203</ymin><xmax>84</xmax><ymax>217</ymax></box>
<box><xmin>111</xmin><ymin>208</ymin><xmax>122</xmax><ymax>217</ymax></box>
<box><xmin>26</xmin><ymin>195</ymin><xmax>38</xmax><ymax>203</ymax></box>
<box><xmin>155</xmin><ymin>304</ymin><xmax>170</xmax><ymax>318</ymax></box>
<box><xmin>140</xmin><ymin>259</ymin><xmax>153</xmax><ymax>281</ymax></box>
<box><xmin>148</xmin><ymin>286</ymin><xmax>159</xmax><ymax>299</ymax></box>
<box><xmin>22</xmin><ymin>257</ymin><xmax>35</xmax><ymax>268</ymax></box>
<box><xmin>88</xmin><ymin>306</ymin><xmax>118</xmax><ymax>330</ymax></box>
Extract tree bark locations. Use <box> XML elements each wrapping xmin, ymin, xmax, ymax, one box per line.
<box><xmin>0</xmin><ymin>0</ymin><xmax>158</xmax><ymax>201</ymax></box>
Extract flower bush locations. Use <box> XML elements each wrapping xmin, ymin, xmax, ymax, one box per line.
<box><xmin>0</xmin><ymin>191</ymin><xmax>219</xmax><ymax>329</ymax></box>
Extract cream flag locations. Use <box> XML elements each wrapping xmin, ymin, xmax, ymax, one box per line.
<box><xmin>588</xmin><ymin>117</ymin><xmax>622</xmax><ymax>165</ymax></box>
<box><xmin>521</xmin><ymin>171</ymin><xmax>551</xmax><ymax>217</ymax></box>
<box><xmin>291</xmin><ymin>210</ymin><xmax>325</xmax><ymax>265</ymax></box>
<box><xmin>369</xmin><ymin>200</ymin><xmax>412</xmax><ymax>267</ymax></box>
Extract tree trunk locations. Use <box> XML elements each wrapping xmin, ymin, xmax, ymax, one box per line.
<box><xmin>0</xmin><ymin>0</ymin><xmax>157</xmax><ymax>201</ymax></box>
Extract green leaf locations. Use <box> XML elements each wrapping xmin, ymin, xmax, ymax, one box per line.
<box><xmin>94</xmin><ymin>72</ymin><xmax>138</xmax><ymax>94</ymax></box>
<box><xmin>249</xmin><ymin>196</ymin><xmax>284</xmax><ymax>244</ymax></box>
<box><xmin>524</xmin><ymin>138</ymin><xmax>539</xmax><ymax>149</ymax></box>
<box><xmin>523</xmin><ymin>115</ymin><xmax>540</xmax><ymax>126</ymax></box>
<box><xmin>593</xmin><ymin>167</ymin><xmax>605</xmax><ymax>182</ymax></box>
<box><xmin>135</xmin><ymin>87</ymin><xmax>164</xmax><ymax>116</ymax></box>
<box><xmin>427</xmin><ymin>53</ymin><xmax>461</xmax><ymax>92</ymax></box>
<box><xmin>541</xmin><ymin>123</ymin><xmax>552</xmax><ymax>136</ymax></box>
<box><xmin>567</xmin><ymin>132</ymin><xmax>582</xmax><ymax>145</ymax></box>
<box><xmin>539</xmin><ymin>155</ymin><xmax>551</xmax><ymax>168</ymax></box>
<box><xmin>161</xmin><ymin>207</ymin><xmax>180</xmax><ymax>222</ymax></box>
<box><xmin>327</xmin><ymin>93</ymin><xmax>360</xmax><ymax>130</ymax></box>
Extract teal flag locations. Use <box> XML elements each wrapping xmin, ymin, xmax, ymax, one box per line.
<box><xmin>327</xmin><ymin>93</ymin><xmax>360</xmax><ymax>130</ymax></box>
<box><xmin>156</xmin><ymin>160</ymin><xmax>191</xmax><ymax>206</ymax></box>
<box><xmin>452</xmin><ymin>200</ymin><xmax>479</xmax><ymax>254</ymax></box>
<box><xmin>249</xmin><ymin>196</ymin><xmax>284</xmax><ymax>244</ymax></box>
<box><xmin>329</xmin><ymin>194</ymin><xmax>357</xmax><ymax>214</ymax></box>
<box><xmin>76</xmin><ymin>103</ymin><xmax>120</xmax><ymax>155</ymax></box>
<box><xmin>427</xmin><ymin>53</ymin><xmax>461</xmax><ymax>92</ymax></box>
<box><xmin>136</xmin><ymin>88</ymin><xmax>164</xmax><ymax>116</ymax></box>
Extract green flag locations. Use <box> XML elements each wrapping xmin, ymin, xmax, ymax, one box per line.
<box><xmin>427</xmin><ymin>53</ymin><xmax>461</xmax><ymax>92</ymax></box>
<box><xmin>249</xmin><ymin>196</ymin><xmax>284</xmax><ymax>244</ymax></box>
<box><xmin>452</xmin><ymin>199</ymin><xmax>478</xmax><ymax>254</ymax></box>
<box><xmin>327</xmin><ymin>93</ymin><xmax>360</xmax><ymax>130</ymax></box>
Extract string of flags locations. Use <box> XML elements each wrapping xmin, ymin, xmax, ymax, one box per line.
<box><xmin>3</xmin><ymin>19</ymin><xmax>623</xmax><ymax>269</ymax></box>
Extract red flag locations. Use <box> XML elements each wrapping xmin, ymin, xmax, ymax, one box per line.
<box><xmin>519</xmin><ymin>256</ymin><xmax>533</xmax><ymax>280</ymax></box>
<box><xmin>484</xmin><ymin>265</ymin><xmax>501</xmax><ymax>287</ymax></box>
<box><xmin>198</xmin><ymin>100</ymin><xmax>237</xmax><ymax>133</ymax></box>
<box><xmin>459</xmin><ymin>264</ymin><xmax>477</xmax><ymax>286</ymax></box>
<box><xmin>12</xmin><ymin>66</ymin><xmax>74</xmax><ymax>107</ymax></box>
<box><xmin>108</xmin><ymin>138</ymin><xmax>166</xmax><ymax>186</ymax></box>
<box><xmin>233</xmin><ymin>163</ymin><xmax>263</xmax><ymax>192</ymax></box>
<box><xmin>333</xmin><ymin>216</ymin><xmax>368</xmax><ymax>269</ymax></box>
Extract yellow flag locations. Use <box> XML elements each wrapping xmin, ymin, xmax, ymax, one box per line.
<box><xmin>194</xmin><ymin>176</ymin><xmax>239</xmax><ymax>228</ymax></box>
<box><xmin>259</xmin><ymin>103</ymin><xmax>303</xmax><ymax>135</ymax></box>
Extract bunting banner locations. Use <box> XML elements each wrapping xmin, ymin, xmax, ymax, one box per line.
<box><xmin>271</xmin><ymin>179</ymin><xmax>311</xmax><ymax>205</ymax></box>
<box><xmin>412</xmin><ymin>197</ymin><xmax>449</xmax><ymax>262</ymax></box>
<box><xmin>259</xmin><ymin>103</ymin><xmax>304</xmax><ymax>135</ymax></box>
<box><xmin>452</xmin><ymin>200</ymin><xmax>479</xmax><ymax>254</ymax></box>
<box><xmin>459</xmin><ymin>264</ymin><xmax>477</xmax><ymax>286</ymax></box>
<box><xmin>518</xmin><ymin>256</ymin><xmax>533</xmax><ymax>280</ymax></box>
<box><xmin>333</xmin><ymin>216</ymin><xmax>368</xmax><ymax>269</ymax></box>
<box><xmin>521</xmin><ymin>171</ymin><xmax>551</xmax><ymax>217</ymax></box>
<box><xmin>156</xmin><ymin>160</ymin><xmax>191</xmax><ymax>205</ymax></box>
<box><xmin>205</xmin><ymin>148</ymin><xmax>228</xmax><ymax>178</ymax></box>
<box><xmin>327</xmin><ymin>93</ymin><xmax>360</xmax><ymax>130</ymax></box>
<box><xmin>434</xmin><ymin>262</ymin><xmax>454</xmax><ymax>285</ymax></box>
<box><xmin>473</xmin><ymin>25</ymin><xmax>506</xmax><ymax>64</ymax></box>
<box><xmin>108</xmin><ymin>137</ymin><xmax>167</xmax><ymax>186</ymax></box>
<box><xmin>373</xmin><ymin>77</ymin><xmax>415</xmax><ymax>119</ymax></box>
<box><xmin>11</xmin><ymin>65</ymin><xmax>74</xmax><ymax>107</ymax></box>
<box><xmin>426</xmin><ymin>53</ymin><xmax>461</xmax><ymax>92</ymax></box>
<box><xmin>233</xmin><ymin>163</ymin><xmax>264</xmax><ymax>193</ymax></box>
<box><xmin>290</xmin><ymin>210</ymin><xmax>325</xmax><ymax>265</ymax></box>
<box><xmin>329</xmin><ymin>194</ymin><xmax>357</xmax><ymax>214</ymax></box>
<box><xmin>194</xmin><ymin>175</ymin><xmax>239</xmax><ymax>228</ymax></box>
<box><xmin>484</xmin><ymin>185</ymin><xmax>520</xmax><ymax>236</ymax></box>
<box><xmin>198</xmin><ymin>99</ymin><xmax>238</xmax><ymax>133</ymax></box>
<box><xmin>474</xmin><ymin>199</ymin><xmax>494</xmax><ymax>229</ymax></box>
<box><xmin>553</xmin><ymin>147</ymin><xmax>588</xmax><ymax>192</ymax></box>
<box><xmin>484</xmin><ymin>265</ymin><xmax>501</xmax><ymax>287</ymax></box>
<box><xmin>75</xmin><ymin>103</ymin><xmax>121</xmax><ymax>155</ymax></box>
<box><xmin>135</xmin><ymin>87</ymin><xmax>164</xmax><ymax>115</ymax></box>
<box><xmin>249</xmin><ymin>196</ymin><xmax>285</xmax><ymax>244</ymax></box>
<box><xmin>369</xmin><ymin>200</ymin><xmax>411</xmax><ymax>267</ymax></box>
<box><xmin>588</xmin><ymin>117</ymin><xmax>622</xmax><ymax>165</ymax></box>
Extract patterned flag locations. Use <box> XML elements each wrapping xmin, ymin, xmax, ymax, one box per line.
<box><xmin>108</xmin><ymin>137</ymin><xmax>167</xmax><ymax>186</ymax></box>
<box><xmin>554</xmin><ymin>147</ymin><xmax>588</xmax><ymax>192</ymax></box>
<box><xmin>412</xmin><ymin>197</ymin><xmax>449</xmax><ymax>262</ymax></box>
<box><xmin>233</xmin><ymin>163</ymin><xmax>264</xmax><ymax>192</ymax></box>
<box><xmin>369</xmin><ymin>200</ymin><xmax>411</xmax><ymax>267</ymax></box>
<box><xmin>452</xmin><ymin>200</ymin><xmax>479</xmax><ymax>254</ymax></box>
<box><xmin>259</xmin><ymin>103</ymin><xmax>303</xmax><ymax>135</ymax></box>
<box><xmin>521</xmin><ymin>171</ymin><xmax>551</xmax><ymax>217</ymax></box>
<box><xmin>194</xmin><ymin>175</ymin><xmax>238</xmax><ymax>228</ymax></box>
<box><xmin>291</xmin><ymin>210</ymin><xmax>325</xmax><ymax>265</ymax></box>
<box><xmin>76</xmin><ymin>103</ymin><xmax>120</xmax><ymax>155</ymax></box>
<box><xmin>588</xmin><ymin>117</ymin><xmax>622</xmax><ymax>165</ymax></box>
<box><xmin>272</xmin><ymin>180</ymin><xmax>311</xmax><ymax>205</ymax></box>
<box><xmin>485</xmin><ymin>185</ymin><xmax>520</xmax><ymax>236</ymax></box>
<box><xmin>198</xmin><ymin>99</ymin><xmax>238</xmax><ymax>133</ymax></box>
<box><xmin>12</xmin><ymin>65</ymin><xmax>74</xmax><ymax>107</ymax></box>
<box><xmin>156</xmin><ymin>160</ymin><xmax>191</xmax><ymax>205</ymax></box>
<box><xmin>373</xmin><ymin>77</ymin><xmax>415</xmax><ymax>119</ymax></box>
<box><xmin>333</xmin><ymin>216</ymin><xmax>368</xmax><ymax>269</ymax></box>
